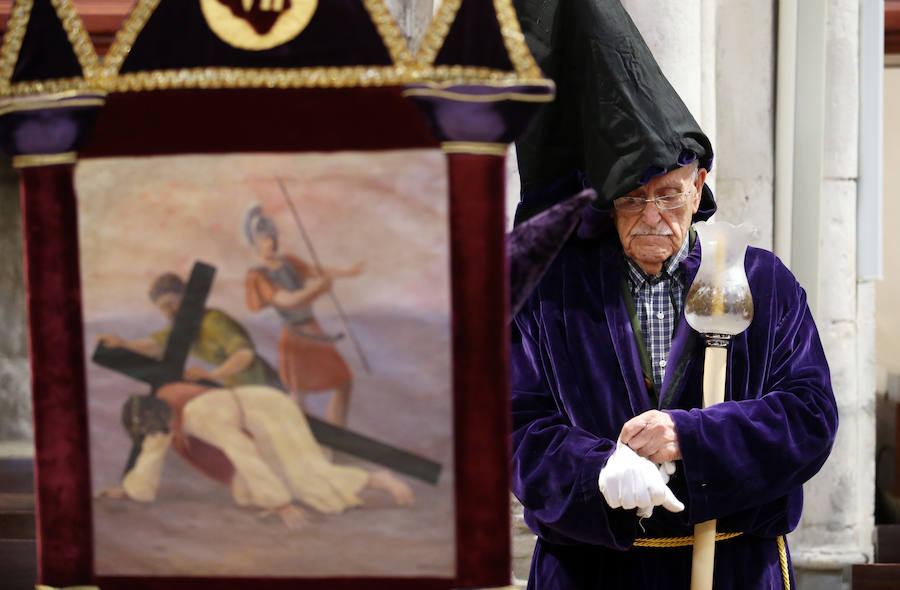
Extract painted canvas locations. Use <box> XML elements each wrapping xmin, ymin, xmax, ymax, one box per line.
<box><xmin>74</xmin><ymin>150</ymin><xmax>454</xmax><ymax>578</ymax></box>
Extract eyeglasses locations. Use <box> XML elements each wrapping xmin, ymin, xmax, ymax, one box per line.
<box><xmin>613</xmin><ymin>192</ymin><xmax>690</xmax><ymax>213</ymax></box>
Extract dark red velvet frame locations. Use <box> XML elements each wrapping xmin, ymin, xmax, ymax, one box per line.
<box><xmin>22</xmin><ymin>86</ymin><xmax>512</xmax><ymax>589</ymax></box>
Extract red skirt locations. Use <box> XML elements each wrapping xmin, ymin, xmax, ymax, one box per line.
<box><xmin>278</xmin><ymin>319</ymin><xmax>352</xmax><ymax>392</ymax></box>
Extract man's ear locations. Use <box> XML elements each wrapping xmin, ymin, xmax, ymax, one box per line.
<box><xmin>694</xmin><ymin>167</ymin><xmax>707</xmax><ymax>192</ymax></box>
<box><xmin>691</xmin><ymin>167</ymin><xmax>707</xmax><ymax>213</ymax></box>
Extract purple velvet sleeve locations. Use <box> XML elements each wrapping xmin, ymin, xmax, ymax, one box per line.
<box><xmin>668</xmin><ymin>255</ymin><xmax>839</xmax><ymax>525</ymax></box>
<box><xmin>510</xmin><ymin>312</ymin><xmax>639</xmax><ymax>548</ymax></box>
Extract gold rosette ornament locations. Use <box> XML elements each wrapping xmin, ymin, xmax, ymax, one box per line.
<box><xmin>201</xmin><ymin>0</ymin><xmax>318</xmax><ymax>51</ymax></box>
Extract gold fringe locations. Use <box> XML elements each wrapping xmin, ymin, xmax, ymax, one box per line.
<box><xmin>633</xmin><ymin>531</ymin><xmax>743</xmax><ymax>548</ymax></box>
<box><xmin>441</xmin><ymin>141</ymin><xmax>508</xmax><ymax>156</ymax></box>
<box><xmin>13</xmin><ymin>151</ymin><xmax>78</xmax><ymax>168</ymax></box>
<box><xmin>34</xmin><ymin>584</ymin><xmax>99</xmax><ymax>590</ymax></box>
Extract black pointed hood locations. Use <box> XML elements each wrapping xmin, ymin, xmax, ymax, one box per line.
<box><xmin>513</xmin><ymin>0</ymin><xmax>716</xmax><ymax>218</ymax></box>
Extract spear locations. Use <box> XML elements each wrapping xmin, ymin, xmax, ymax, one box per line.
<box><xmin>275</xmin><ymin>176</ymin><xmax>372</xmax><ymax>374</ymax></box>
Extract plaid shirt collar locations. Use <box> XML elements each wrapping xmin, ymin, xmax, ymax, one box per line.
<box><xmin>624</xmin><ymin>233</ymin><xmax>691</xmax><ymax>293</ymax></box>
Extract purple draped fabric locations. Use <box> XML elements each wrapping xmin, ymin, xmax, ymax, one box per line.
<box><xmin>511</xmin><ymin>233</ymin><xmax>838</xmax><ymax>590</ymax></box>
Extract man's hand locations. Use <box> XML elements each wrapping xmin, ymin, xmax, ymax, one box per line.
<box><xmin>598</xmin><ymin>442</ymin><xmax>684</xmax><ymax>518</ymax></box>
<box><xmin>97</xmin><ymin>334</ymin><xmax>125</xmax><ymax>348</ymax></box>
<box><xmin>183</xmin><ymin>366</ymin><xmax>213</xmax><ymax>382</ymax></box>
<box><xmin>620</xmin><ymin>410</ymin><xmax>681</xmax><ymax>463</ymax></box>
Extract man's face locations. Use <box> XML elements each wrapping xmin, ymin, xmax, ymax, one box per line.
<box><xmin>153</xmin><ymin>292</ymin><xmax>182</xmax><ymax>321</ymax></box>
<box><xmin>257</xmin><ymin>235</ymin><xmax>276</xmax><ymax>258</ymax></box>
<box><xmin>612</xmin><ymin>165</ymin><xmax>706</xmax><ymax>275</ymax></box>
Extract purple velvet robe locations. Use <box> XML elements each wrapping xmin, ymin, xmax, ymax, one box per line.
<box><xmin>511</xmin><ymin>233</ymin><xmax>839</xmax><ymax>590</ymax></box>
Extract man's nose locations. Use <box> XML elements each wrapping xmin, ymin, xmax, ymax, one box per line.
<box><xmin>641</xmin><ymin>202</ymin><xmax>662</xmax><ymax>224</ymax></box>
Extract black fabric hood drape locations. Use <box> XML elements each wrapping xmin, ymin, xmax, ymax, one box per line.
<box><xmin>513</xmin><ymin>0</ymin><xmax>716</xmax><ymax>218</ymax></box>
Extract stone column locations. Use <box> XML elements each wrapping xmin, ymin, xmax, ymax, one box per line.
<box><xmin>790</xmin><ymin>3</ymin><xmax>875</xmax><ymax>589</ymax></box>
<box><xmin>711</xmin><ymin>0</ymin><xmax>775</xmax><ymax>247</ymax></box>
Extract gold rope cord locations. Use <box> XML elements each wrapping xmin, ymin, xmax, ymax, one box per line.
<box><xmin>0</xmin><ymin>0</ymin><xmax>34</xmax><ymax>94</ymax></box>
<box><xmin>441</xmin><ymin>141</ymin><xmax>508</xmax><ymax>156</ymax></box>
<box><xmin>13</xmin><ymin>151</ymin><xmax>78</xmax><ymax>168</ymax></box>
<box><xmin>108</xmin><ymin>65</ymin><xmax>410</xmax><ymax>91</ymax></box>
<box><xmin>633</xmin><ymin>531</ymin><xmax>743</xmax><ymax>548</ymax></box>
<box><xmin>415</xmin><ymin>0</ymin><xmax>462</xmax><ymax>67</ymax></box>
<box><xmin>49</xmin><ymin>0</ymin><xmax>100</xmax><ymax>78</ymax></box>
<box><xmin>360</xmin><ymin>0</ymin><xmax>413</xmax><ymax>66</ymax></box>
<box><xmin>403</xmin><ymin>86</ymin><xmax>553</xmax><ymax>103</ymax></box>
<box><xmin>777</xmin><ymin>535</ymin><xmax>791</xmax><ymax>590</ymax></box>
<box><xmin>492</xmin><ymin>0</ymin><xmax>542</xmax><ymax>79</ymax></box>
<box><xmin>101</xmin><ymin>0</ymin><xmax>160</xmax><ymax>80</ymax></box>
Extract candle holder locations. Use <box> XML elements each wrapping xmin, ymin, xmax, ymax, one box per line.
<box><xmin>683</xmin><ymin>220</ymin><xmax>755</xmax><ymax>590</ymax></box>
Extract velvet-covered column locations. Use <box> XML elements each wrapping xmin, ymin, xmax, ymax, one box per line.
<box><xmin>447</xmin><ymin>151</ymin><xmax>511</xmax><ymax>587</ymax></box>
<box><xmin>18</xmin><ymin>161</ymin><xmax>94</xmax><ymax>587</ymax></box>
<box><xmin>406</xmin><ymin>79</ymin><xmax>553</xmax><ymax>587</ymax></box>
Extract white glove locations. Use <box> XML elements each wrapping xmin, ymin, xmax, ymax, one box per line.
<box><xmin>659</xmin><ymin>460</ymin><xmax>676</xmax><ymax>484</ymax></box>
<box><xmin>598</xmin><ymin>442</ymin><xmax>685</xmax><ymax>518</ymax></box>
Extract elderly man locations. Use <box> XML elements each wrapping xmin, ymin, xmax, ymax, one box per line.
<box><xmin>509</xmin><ymin>0</ymin><xmax>839</xmax><ymax>589</ymax></box>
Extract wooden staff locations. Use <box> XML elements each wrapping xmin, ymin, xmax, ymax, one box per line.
<box><xmin>690</xmin><ymin>341</ymin><xmax>728</xmax><ymax>590</ymax></box>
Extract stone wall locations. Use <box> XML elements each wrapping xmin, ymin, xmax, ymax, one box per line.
<box><xmin>0</xmin><ymin>155</ymin><xmax>32</xmax><ymax>456</ymax></box>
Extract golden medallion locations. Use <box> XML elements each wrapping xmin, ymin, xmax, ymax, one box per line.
<box><xmin>200</xmin><ymin>0</ymin><xmax>318</xmax><ymax>51</ymax></box>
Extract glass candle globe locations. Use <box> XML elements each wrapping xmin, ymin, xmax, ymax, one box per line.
<box><xmin>684</xmin><ymin>221</ymin><xmax>755</xmax><ymax>337</ymax></box>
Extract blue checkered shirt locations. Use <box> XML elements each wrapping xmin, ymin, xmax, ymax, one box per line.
<box><xmin>624</xmin><ymin>236</ymin><xmax>691</xmax><ymax>391</ymax></box>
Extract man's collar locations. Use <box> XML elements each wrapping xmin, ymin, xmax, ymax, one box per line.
<box><xmin>624</xmin><ymin>234</ymin><xmax>691</xmax><ymax>290</ymax></box>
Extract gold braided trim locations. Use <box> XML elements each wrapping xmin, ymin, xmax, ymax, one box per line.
<box><xmin>777</xmin><ymin>535</ymin><xmax>790</xmax><ymax>590</ymax></box>
<box><xmin>403</xmin><ymin>86</ymin><xmax>553</xmax><ymax>103</ymax></box>
<box><xmin>102</xmin><ymin>0</ymin><xmax>160</xmax><ymax>79</ymax></box>
<box><xmin>13</xmin><ymin>151</ymin><xmax>78</xmax><ymax>168</ymax></box>
<box><xmin>3</xmin><ymin>66</ymin><xmax>550</xmax><ymax>96</ymax></box>
<box><xmin>7</xmin><ymin>77</ymin><xmax>102</xmax><ymax>97</ymax></box>
<box><xmin>105</xmin><ymin>66</ymin><xmax>412</xmax><ymax>91</ymax></box>
<box><xmin>0</xmin><ymin>0</ymin><xmax>553</xmax><ymax>96</ymax></box>
<box><xmin>441</xmin><ymin>141</ymin><xmax>508</xmax><ymax>156</ymax></box>
<box><xmin>419</xmin><ymin>65</ymin><xmax>548</xmax><ymax>86</ymax></box>
<box><xmin>0</xmin><ymin>94</ymin><xmax>105</xmax><ymax>116</ymax></box>
<box><xmin>49</xmin><ymin>0</ymin><xmax>101</xmax><ymax>79</ymax></box>
<box><xmin>361</xmin><ymin>0</ymin><xmax>413</xmax><ymax>66</ymax></box>
<box><xmin>0</xmin><ymin>0</ymin><xmax>34</xmax><ymax>94</ymax></box>
<box><xmin>416</xmin><ymin>0</ymin><xmax>462</xmax><ymax>66</ymax></box>
<box><xmin>35</xmin><ymin>586</ymin><xmax>99</xmax><ymax>590</ymax></box>
<box><xmin>493</xmin><ymin>0</ymin><xmax>542</xmax><ymax>79</ymax></box>
<box><xmin>633</xmin><ymin>531</ymin><xmax>744</xmax><ymax>548</ymax></box>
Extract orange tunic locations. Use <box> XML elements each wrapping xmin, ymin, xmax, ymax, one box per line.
<box><xmin>245</xmin><ymin>254</ymin><xmax>352</xmax><ymax>393</ymax></box>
